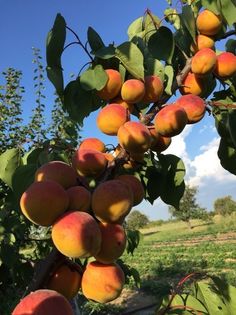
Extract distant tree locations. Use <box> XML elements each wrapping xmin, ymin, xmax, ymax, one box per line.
<box><xmin>214</xmin><ymin>196</ymin><xmax>236</xmax><ymax>216</ymax></box>
<box><xmin>126</xmin><ymin>210</ymin><xmax>149</xmax><ymax>230</ymax></box>
<box><xmin>168</xmin><ymin>185</ymin><xmax>208</xmax><ymax>229</ymax></box>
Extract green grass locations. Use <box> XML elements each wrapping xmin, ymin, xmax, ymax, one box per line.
<box><xmin>122</xmin><ymin>213</ymin><xmax>236</xmax><ymax>294</ymax></box>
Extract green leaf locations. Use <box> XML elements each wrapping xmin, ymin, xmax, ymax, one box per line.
<box><xmin>220</xmin><ymin>0</ymin><xmax>236</xmax><ymax>26</ymax></box>
<box><xmin>12</xmin><ymin>164</ymin><xmax>38</xmax><ymax>201</ymax></box>
<box><xmin>218</xmin><ymin>137</ymin><xmax>236</xmax><ymax>175</ymax></box>
<box><xmin>94</xmin><ymin>45</ymin><xmax>116</xmax><ymax>59</ymax></box>
<box><xmin>80</xmin><ymin>65</ymin><xmax>108</xmax><ymax>91</ymax></box>
<box><xmin>46</xmin><ymin>13</ymin><xmax>66</xmax><ymax>96</ymax></box>
<box><xmin>227</xmin><ymin>109</ymin><xmax>236</xmax><ymax>148</ymax></box>
<box><xmin>226</xmin><ymin>39</ymin><xmax>236</xmax><ymax>54</ymax></box>
<box><xmin>22</xmin><ymin>147</ymin><xmax>45</xmax><ymax>165</ymax></box>
<box><xmin>181</xmin><ymin>5</ymin><xmax>196</xmax><ymax>43</ymax></box>
<box><xmin>201</xmin><ymin>0</ymin><xmax>220</xmax><ymax>14</ymax></box>
<box><xmin>146</xmin><ymin>166</ymin><xmax>163</xmax><ymax>204</ymax></box>
<box><xmin>115</xmin><ymin>42</ymin><xmax>144</xmax><ymax>80</ymax></box>
<box><xmin>0</xmin><ymin>148</ymin><xmax>22</xmax><ymax>188</ymax></box>
<box><xmin>171</xmin><ymin>294</ymin><xmax>208</xmax><ymax>314</ymax></box>
<box><xmin>148</xmin><ymin>26</ymin><xmax>175</xmax><ymax>64</ymax></box>
<box><xmin>126</xmin><ymin>229</ymin><xmax>141</xmax><ymax>255</ymax></box>
<box><xmin>159</xmin><ymin>154</ymin><xmax>186</xmax><ymax>208</ymax></box>
<box><xmin>127</xmin><ymin>16</ymin><xmax>143</xmax><ymax>40</ymax></box>
<box><xmin>164</xmin><ymin>65</ymin><xmax>174</xmax><ymax>95</ymax></box>
<box><xmin>87</xmin><ymin>26</ymin><xmax>105</xmax><ymax>52</ymax></box>
<box><xmin>143</xmin><ymin>13</ymin><xmax>161</xmax><ymax>42</ymax></box>
<box><xmin>196</xmin><ymin>280</ymin><xmax>229</xmax><ymax>314</ymax></box>
<box><xmin>145</xmin><ymin>57</ymin><xmax>165</xmax><ymax>81</ymax></box>
<box><xmin>64</xmin><ymin>80</ymin><xmax>104</xmax><ymax>125</ymax></box>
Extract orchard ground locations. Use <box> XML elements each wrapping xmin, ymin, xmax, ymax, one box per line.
<box><xmin>99</xmin><ymin>213</ymin><xmax>236</xmax><ymax>315</ymax></box>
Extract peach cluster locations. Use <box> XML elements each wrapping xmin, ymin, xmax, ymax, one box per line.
<box><xmin>182</xmin><ymin>9</ymin><xmax>236</xmax><ymax>96</ymax></box>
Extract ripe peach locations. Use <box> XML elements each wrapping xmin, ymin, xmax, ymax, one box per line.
<box><xmin>81</xmin><ymin>261</ymin><xmax>125</xmax><ymax>303</ymax></box>
<box><xmin>191</xmin><ymin>34</ymin><xmax>215</xmax><ymax>52</ymax></box>
<box><xmin>52</xmin><ymin>211</ymin><xmax>101</xmax><ymax>258</ymax></box>
<box><xmin>12</xmin><ymin>289</ymin><xmax>73</xmax><ymax>315</ymax></box>
<box><xmin>112</xmin><ymin>97</ymin><xmax>134</xmax><ymax>113</ymax></box>
<box><xmin>117</xmin><ymin>121</ymin><xmax>151</xmax><ymax>153</ymax></box>
<box><xmin>142</xmin><ymin>75</ymin><xmax>164</xmax><ymax>103</ymax></box>
<box><xmin>116</xmin><ymin>174</ymin><xmax>144</xmax><ymax>206</ymax></box>
<box><xmin>149</xmin><ymin>127</ymin><xmax>172</xmax><ymax>152</ymax></box>
<box><xmin>47</xmin><ymin>262</ymin><xmax>82</xmax><ymax>299</ymax></box>
<box><xmin>97</xmin><ymin>103</ymin><xmax>130</xmax><ymax>136</ymax></box>
<box><xmin>214</xmin><ymin>52</ymin><xmax>236</xmax><ymax>79</ymax></box>
<box><xmin>175</xmin><ymin>94</ymin><xmax>206</xmax><ymax>124</ymax></box>
<box><xmin>196</xmin><ymin>9</ymin><xmax>222</xmax><ymax>36</ymax></box>
<box><xmin>92</xmin><ymin>179</ymin><xmax>133</xmax><ymax>223</ymax></box>
<box><xmin>180</xmin><ymin>72</ymin><xmax>205</xmax><ymax>96</ymax></box>
<box><xmin>154</xmin><ymin>104</ymin><xmax>188</xmax><ymax>137</ymax></box>
<box><xmin>121</xmin><ymin>79</ymin><xmax>145</xmax><ymax>103</ymax></box>
<box><xmin>72</xmin><ymin>148</ymin><xmax>108</xmax><ymax>178</ymax></box>
<box><xmin>94</xmin><ymin>222</ymin><xmax>126</xmax><ymax>264</ymax></box>
<box><xmin>20</xmin><ymin>181</ymin><xmax>69</xmax><ymax>226</ymax></box>
<box><xmin>79</xmin><ymin>137</ymin><xmax>106</xmax><ymax>152</ymax></box>
<box><xmin>35</xmin><ymin>161</ymin><xmax>78</xmax><ymax>189</ymax></box>
<box><xmin>97</xmin><ymin>69</ymin><xmax>122</xmax><ymax>100</ymax></box>
<box><xmin>67</xmin><ymin>186</ymin><xmax>91</xmax><ymax>212</ymax></box>
<box><xmin>191</xmin><ymin>48</ymin><xmax>217</xmax><ymax>76</ymax></box>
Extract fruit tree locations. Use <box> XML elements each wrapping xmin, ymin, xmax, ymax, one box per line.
<box><xmin>1</xmin><ymin>0</ymin><xmax>236</xmax><ymax>314</ymax></box>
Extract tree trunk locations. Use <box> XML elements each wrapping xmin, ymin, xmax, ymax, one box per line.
<box><xmin>186</xmin><ymin>220</ymin><xmax>192</xmax><ymax>230</ymax></box>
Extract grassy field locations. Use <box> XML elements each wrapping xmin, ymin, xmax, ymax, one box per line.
<box><xmin>121</xmin><ymin>213</ymin><xmax>236</xmax><ymax>296</ymax></box>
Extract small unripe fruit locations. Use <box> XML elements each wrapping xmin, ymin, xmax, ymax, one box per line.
<box><xmin>52</xmin><ymin>211</ymin><xmax>101</xmax><ymax>258</ymax></box>
<box><xmin>117</xmin><ymin>121</ymin><xmax>151</xmax><ymax>153</ymax></box>
<box><xmin>97</xmin><ymin>104</ymin><xmax>130</xmax><ymax>136</ymax></box>
<box><xmin>97</xmin><ymin>69</ymin><xmax>122</xmax><ymax>100</ymax></box>
<box><xmin>175</xmin><ymin>94</ymin><xmax>206</xmax><ymax>124</ymax></box>
<box><xmin>20</xmin><ymin>181</ymin><xmax>69</xmax><ymax>226</ymax></box>
<box><xmin>154</xmin><ymin>104</ymin><xmax>188</xmax><ymax>137</ymax></box>
<box><xmin>121</xmin><ymin>79</ymin><xmax>145</xmax><ymax>103</ymax></box>
<box><xmin>191</xmin><ymin>48</ymin><xmax>216</xmax><ymax>76</ymax></box>
<box><xmin>81</xmin><ymin>261</ymin><xmax>125</xmax><ymax>303</ymax></box>
<box><xmin>196</xmin><ymin>10</ymin><xmax>222</xmax><ymax>36</ymax></box>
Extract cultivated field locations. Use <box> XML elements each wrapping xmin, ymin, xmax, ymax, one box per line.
<box><xmin>110</xmin><ymin>213</ymin><xmax>236</xmax><ymax>314</ymax></box>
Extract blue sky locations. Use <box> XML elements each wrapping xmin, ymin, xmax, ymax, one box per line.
<box><xmin>1</xmin><ymin>0</ymin><xmax>236</xmax><ymax>220</ymax></box>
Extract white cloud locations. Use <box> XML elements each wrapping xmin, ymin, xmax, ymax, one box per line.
<box><xmin>188</xmin><ymin>137</ymin><xmax>236</xmax><ymax>187</ymax></box>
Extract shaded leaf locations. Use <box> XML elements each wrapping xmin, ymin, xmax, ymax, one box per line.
<box><xmin>218</xmin><ymin>137</ymin><xmax>236</xmax><ymax>175</ymax></box>
<box><xmin>164</xmin><ymin>65</ymin><xmax>174</xmax><ymax>95</ymax></box>
<box><xmin>64</xmin><ymin>80</ymin><xmax>104</xmax><ymax>125</ymax></box>
<box><xmin>145</xmin><ymin>57</ymin><xmax>165</xmax><ymax>81</ymax></box>
<box><xmin>80</xmin><ymin>65</ymin><xmax>108</xmax><ymax>91</ymax></box>
<box><xmin>181</xmin><ymin>5</ymin><xmax>196</xmax><ymax>43</ymax></box>
<box><xmin>115</xmin><ymin>42</ymin><xmax>144</xmax><ymax>80</ymax></box>
<box><xmin>148</xmin><ymin>26</ymin><xmax>175</xmax><ymax>64</ymax></box>
<box><xmin>0</xmin><ymin>148</ymin><xmax>22</xmax><ymax>188</ymax></box>
<box><xmin>94</xmin><ymin>45</ymin><xmax>116</xmax><ymax>59</ymax></box>
<box><xmin>227</xmin><ymin>109</ymin><xmax>236</xmax><ymax>148</ymax></box>
<box><xmin>46</xmin><ymin>13</ymin><xmax>66</xmax><ymax>95</ymax></box>
<box><xmin>220</xmin><ymin>0</ymin><xmax>236</xmax><ymax>26</ymax></box>
<box><xmin>201</xmin><ymin>0</ymin><xmax>220</xmax><ymax>14</ymax></box>
<box><xmin>87</xmin><ymin>26</ymin><xmax>105</xmax><ymax>52</ymax></box>
<box><xmin>12</xmin><ymin>164</ymin><xmax>38</xmax><ymax>201</ymax></box>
